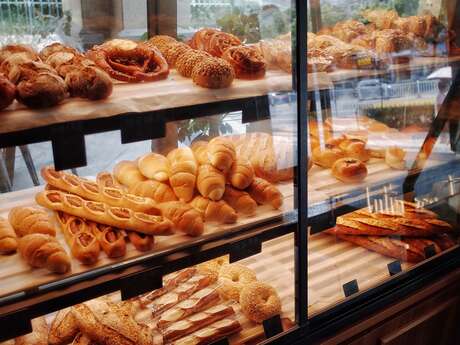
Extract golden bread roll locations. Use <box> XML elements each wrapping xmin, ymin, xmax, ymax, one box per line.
<box><xmin>385</xmin><ymin>146</ymin><xmax>406</xmax><ymax>170</ymax></box>
<box><xmin>113</xmin><ymin>160</ymin><xmax>147</xmax><ymax>188</ymax></box>
<box><xmin>208</xmin><ymin>136</ymin><xmax>236</xmax><ymax>172</ymax></box>
<box><xmin>190</xmin><ymin>196</ymin><xmax>237</xmax><ymax>224</ymax></box>
<box><xmin>197</xmin><ymin>164</ymin><xmax>226</xmax><ymax>201</ymax></box>
<box><xmin>0</xmin><ymin>216</ymin><xmax>17</xmax><ymax>254</ymax></box>
<box><xmin>312</xmin><ymin>146</ymin><xmax>345</xmax><ymax>168</ymax></box>
<box><xmin>18</xmin><ymin>233</ymin><xmax>71</xmax><ymax>274</ymax></box>
<box><xmin>8</xmin><ymin>206</ymin><xmax>56</xmax><ymax>237</ymax></box>
<box><xmin>331</xmin><ymin>158</ymin><xmax>368</xmax><ymax>183</ymax></box>
<box><xmin>223</xmin><ymin>186</ymin><xmax>257</xmax><ymax>216</ymax></box>
<box><xmin>129</xmin><ymin>180</ymin><xmax>177</xmax><ymax>203</ymax></box>
<box><xmin>338</xmin><ymin>139</ymin><xmax>370</xmax><ymax>162</ymax></box>
<box><xmin>167</xmin><ymin>147</ymin><xmax>198</xmax><ymax>202</ymax></box>
<box><xmin>157</xmin><ymin>201</ymin><xmax>204</xmax><ymax>236</ymax></box>
<box><xmin>137</xmin><ymin>153</ymin><xmax>170</xmax><ymax>182</ymax></box>
<box><xmin>190</xmin><ymin>140</ymin><xmax>210</xmax><ymax>165</ymax></box>
<box><xmin>247</xmin><ymin>177</ymin><xmax>283</xmax><ymax>209</ymax></box>
<box><xmin>228</xmin><ymin>158</ymin><xmax>254</xmax><ymax>189</ymax></box>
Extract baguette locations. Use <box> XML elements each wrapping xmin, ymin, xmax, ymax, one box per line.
<box><xmin>36</xmin><ymin>190</ymin><xmax>173</xmax><ymax>236</ymax></box>
<box><xmin>88</xmin><ymin>222</ymin><xmax>127</xmax><ymax>258</ymax></box>
<box><xmin>196</xmin><ymin>164</ymin><xmax>226</xmax><ymax>201</ymax></box>
<box><xmin>138</xmin><ymin>153</ymin><xmax>170</xmax><ymax>182</ymax></box>
<box><xmin>208</xmin><ymin>137</ymin><xmax>236</xmax><ymax>172</ymax></box>
<box><xmin>191</xmin><ymin>140</ymin><xmax>209</xmax><ymax>165</ymax></box>
<box><xmin>113</xmin><ymin>160</ymin><xmax>147</xmax><ymax>188</ymax></box>
<box><xmin>15</xmin><ymin>316</ymin><xmax>48</xmax><ymax>345</ymax></box>
<box><xmin>129</xmin><ymin>180</ymin><xmax>177</xmax><ymax>203</ymax></box>
<box><xmin>127</xmin><ymin>231</ymin><xmax>154</xmax><ymax>252</ymax></box>
<box><xmin>190</xmin><ymin>196</ymin><xmax>237</xmax><ymax>224</ymax></box>
<box><xmin>48</xmin><ymin>308</ymin><xmax>79</xmax><ymax>345</ymax></box>
<box><xmin>18</xmin><ymin>234</ymin><xmax>71</xmax><ymax>273</ymax></box>
<box><xmin>8</xmin><ymin>206</ymin><xmax>56</xmax><ymax>237</ymax></box>
<box><xmin>0</xmin><ymin>216</ymin><xmax>17</xmax><ymax>254</ymax></box>
<box><xmin>247</xmin><ymin>177</ymin><xmax>283</xmax><ymax>209</ymax></box>
<box><xmin>42</xmin><ymin>166</ymin><xmax>160</xmax><ymax>214</ymax></box>
<box><xmin>222</xmin><ymin>186</ymin><xmax>257</xmax><ymax>216</ymax></box>
<box><xmin>167</xmin><ymin>147</ymin><xmax>198</xmax><ymax>202</ymax></box>
<box><xmin>157</xmin><ymin>201</ymin><xmax>204</xmax><ymax>236</ymax></box>
<box><xmin>171</xmin><ymin>318</ymin><xmax>242</xmax><ymax>345</ymax></box>
<box><xmin>61</xmin><ymin>216</ymin><xmax>100</xmax><ymax>265</ymax></box>
<box><xmin>228</xmin><ymin>158</ymin><xmax>254</xmax><ymax>189</ymax></box>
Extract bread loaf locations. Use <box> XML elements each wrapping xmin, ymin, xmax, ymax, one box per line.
<box><xmin>48</xmin><ymin>308</ymin><xmax>79</xmax><ymax>345</ymax></box>
<box><xmin>222</xmin><ymin>186</ymin><xmax>257</xmax><ymax>216</ymax></box>
<box><xmin>197</xmin><ymin>164</ymin><xmax>226</xmax><ymax>201</ymax></box>
<box><xmin>129</xmin><ymin>180</ymin><xmax>177</xmax><ymax>203</ymax></box>
<box><xmin>137</xmin><ymin>153</ymin><xmax>170</xmax><ymax>182</ymax></box>
<box><xmin>190</xmin><ymin>196</ymin><xmax>237</xmax><ymax>224</ymax></box>
<box><xmin>207</xmin><ymin>137</ymin><xmax>236</xmax><ymax>172</ymax></box>
<box><xmin>167</xmin><ymin>147</ymin><xmax>198</xmax><ymax>202</ymax></box>
<box><xmin>8</xmin><ymin>206</ymin><xmax>56</xmax><ymax>237</ymax></box>
<box><xmin>0</xmin><ymin>216</ymin><xmax>17</xmax><ymax>254</ymax></box>
<box><xmin>247</xmin><ymin>177</ymin><xmax>283</xmax><ymax>209</ymax></box>
<box><xmin>113</xmin><ymin>160</ymin><xmax>147</xmax><ymax>188</ymax></box>
<box><xmin>157</xmin><ymin>201</ymin><xmax>204</xmax><ymax>236</ymax></box>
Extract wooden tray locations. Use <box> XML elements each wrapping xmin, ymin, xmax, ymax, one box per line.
<box><xmin>0</xmin><ymin>182</ymin><xmax>294</xmax><ymax>299</ymax></box>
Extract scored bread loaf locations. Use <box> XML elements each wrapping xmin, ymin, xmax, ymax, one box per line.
<box><xmin>222</xmin><ymin>186</ymin><xmax>257</xmax><ymax>216</ymax></box>
<box><xmin>157</xmin><ymin>201</ymin><xmax>204</xmax><ymax>237</ymax></box>
<box><xmin>197</xmin><ymin>164</ymin><xmax>226</xmax><ymax>201</ymax></box>
<box><xmin>35</xmin><ymin>190</ymin><xmax>173</xmax><ymax>236</ymax></box>
<box><xmin>113</xmin><ymin>160</ymin><xmax>147</xmax><ymax>188</ymax></box>
<box><xmin>228</xmin><ymin>158</ymin><xmax>254</xmax><ymax>189</ymax></box>
<box><xmin>15</xmin><ymin>316</ymin><xmax>48</xmax><ymax>345</ymax></box>
<box><xmin>18</xmin><ymin>233</ymin><xmax>71</xmax><ymax>273</ymax></box>
<box><xmin>208</xmin><ymin>137</ymin><xmax>236</xmax><ymax>172</ymax></box>
<box><xmin>191</xmin><ymin>140</ymin><xmax>209</xmax><ymax>165</ymax></box>
<box><xmin>190</xmin><ymin>196</ymin><xmax>237</xmax><ymax>224</ymax></box>
<box><xmin>137</xmin><ymin>152</ymin><xmax>170</xmax><ymax>182</ymax></box>
<box><xmin>48</xmin><ymin>308</ymin><xmax>79</xmax><ymax>345</ymax></box>
<box><xmin>247</xmin><ymin>177</ymin><xmax>283</xmax><ymax>209</ymax></box>
<box><xmin>167</xmin><ymin>147</ymin><xmax>198</xmax><ymax>202</ymax></box>
<box><xmin>0</xmin><ymin>216</ymin><xmax>17</xmax><ymax>254</ymax></box>
<box><xmin>129</xmin><ymin>180</ymin><xmax>177</xmax><ymax>203</ymax></box>
<box><xmin>8</xmin><ymin>206</ymin><xmax>56</xmax><ymax>237</ymax></box>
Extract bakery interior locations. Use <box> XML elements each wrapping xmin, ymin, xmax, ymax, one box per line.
<box><xmin>1</xmin><ymin>0</ymin><xmax>460</xmax><ymax>344</ymax></box>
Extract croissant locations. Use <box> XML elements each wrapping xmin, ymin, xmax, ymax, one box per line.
<box><xmin>167</xmin><ymin>147</ymin><xmax>198</xmax><ymax>202</ymax></box>
<box><xmin>0</xmin><ymin>216</ymin><xmax>17</xmax><ymax>254</ymax></box>
<box><xmin>137</xmin><ymin>153</ymin><xmax>170</xmax><ymax>182</ymax></box>
<box><xmin>247</xmin><ymin>177</ymin><xmax>283</xmax><ymax>209</ymax></box>
<box><xmin>197</xmin><ymin>164</ymin><xmax>226</xmax><ymax>201</ymax></box>
<box><xmin>128</xmin><ymin>180</ymin><xmax>177</xmax><ymax>203</ymax></box>
<box><xmin>18</xmin><ymin>233</ymin><xmax>71</xmax><ymax>273</ymax></box>
<box><xmin>228</xmin><ymin>158</ymin><xmax>255</xmax><ymax>189</ymax></box>
<box><xmin>157</xmin><ymin>201</ymin><xmax>204</xmax><ymax>236</ymax></box>
<box><xmin>208</xmin><ymin>137</ymin><xmax>236</xmax><ymax>172</ymax></box>
<box><xmin>8</xmin><ymin>206</ymin><xmax>56</xmax><ymax>237</ymax></box>
<box><xmin>191</xmin><ymin>140</ymin><xmax>210</xmax><ymax>165</ymax></box>
<box><xmin>190</xmin><ymin>196</ymin><xmax>237</xmax><ymax>224</ymax></box>
<box><xmin>223</xmin><ymin>186</ymin><xmax>257</xmax><ymax>216</ymax></box>
<box><xmin>89</xmin><ymin>222</ymin><xmax>126</xmax><ymax>258</ymax></box>
<box><xmin>113</xmin><ymin>160</ymin><xmax>147</xmax><ymax>188</ymax></box>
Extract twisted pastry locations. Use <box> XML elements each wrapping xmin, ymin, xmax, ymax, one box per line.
<box><xmin>205</xmin><ymin>32</ymin><xmax>242</xmax><ymax>57</ymax></box>
<box><xmin>222</xmin><ymin>46</ymin><xmax>266</xmax><ymax>79</ymax></box>
<box><xmin>189</xmin><ymin>28</ymin><xmax>220</xmax><ymax>50</ymax></box>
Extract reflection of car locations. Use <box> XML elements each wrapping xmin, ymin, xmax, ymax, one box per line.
<box><xmin>357</xmin><ymin>79</ymin><xmax>391</xmax><ymax>100</ymax></box>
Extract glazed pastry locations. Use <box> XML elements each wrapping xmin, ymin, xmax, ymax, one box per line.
<box><xmin>0</xmin><ymin>73</ymin><xmax>16</xmax><ymax>110</ymax></box>
<box><xmin>15</xmin><ymin>316</ymin><xmax>48</xmax><ymax>345</ymax></box>
<box><xmin>0</xmin><ymin>216</ymin><xmax>17</xmax><ymax>254</ymax></box>
<box><xmin>189</xmin><ymin>28</ymin><xmax>220</xmax><ymax>50</ymax></box>
<box><xmin>137</xmin><ymin>152</ymin><xmax>170</xmax><ymax>182</ymax></box>
<box><xmin>190</xmin><ymin>140</ymin><xmax>210</xmax><ymax>165</ymax></box>
<box><xmin>88</xmin><ymin>222</ymin><xmax>126</xmax><ymax>258</ymax></box>
<box><xmin>197</xmin><ymin>164</ymin><xmax>226</xmax><ymax>201</ymax></box>
<box><xmin>311</xmin><ymin>146</ymin><xmax>345</xmax><ymax>169</ymax></box>
<box><xmin>331</xmin><ymin>158</ymin><xmax>368</xmax><ymax>183</ymax></box>
<box><xmin>35</xmin><ymin>190</ymin><xmax>173</xmax><ymax>236</ymax></box>
<box><xmin>204</xmin><ymin>31</ymin><xmax>242</xmax><ymax>57</ymax></box>
<box><xmin>127</xmin><ymin>231</ymin><xmax>154</xmax><ymax>252</ymax></box>
<box><xmin>217</xmin><ymin>263</ymin><xmax>257</xmax><ymax>301</ymax></box>
<box><xmin>48</xmin><ymin>308</ymin><xmax>79</xmax><ymax>345</ymax></box>
<box><xmin>222</xmin><ymin>46</ymin><xmax>266</xmax><ymax>79</ymax></box>
<box><xmin>239</xmin><ymin>282</ymin><xmax>281</xmax><ymax>323</ymax></box>
<box><xmin>167</xmin><ymin>147</ymin><xmax>198</xmax><ymax>202</ymax></box>
<box><xmin>191</xmin><ymin>57</ymin><xmax>235</xmax><ymax>89</ymax></box>
<box><xmin>247</xmin><ymin>177</ymin><xmax>283</xmax><ymax>210</ymax></box>
<box><xmin>385</xmin><ymin>146</ymin><xmax>406</xmax><ymax>170</ymax></box>
<box><xmin>18</xmin><ymin>234</ymin><xmax>71</xmax><ymax>273</ymax></box>
<box><xmin>129</xmin><ymin>180</ymin><xmax>177</xmax><ymax>203</ymax></box>
<box><xmin>227</xmin><ymin>158</ymin><xmax>255</xmax><ymax>189</ymax></box>
<box><xmin>207</xmin><ymin>136</ymin><xmax>236</xmax><ymax>172</ymax></box>
<box><xmin>8</xmin><ymin>206</ymin><xmax>56</xmax><ymax>237</ymax></box>
<box><xmin>157</xmin><ymin>201</ymin><xmax>204</xmax><ymax>237</ymax></box>
<box><xmin>113</xmin><ymin>160</ymin><xmax>147</xmax><ymax>188</ymax></box>
<box><xmin>176</xmin><ymin>50</ymin><xmax>212</xmax><ymax>78</ymax></box>
<box><xmin>190</xmin><ymin>196</ymin><xmax>237</xmax><ymax>224</ymax></box>
<box><xmin>223</xmin><ymin>186</ymin><xmax>257</xmax><ymax>216</ymax></box>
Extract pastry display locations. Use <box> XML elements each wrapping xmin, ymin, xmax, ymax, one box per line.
<box><xmin>0</xmin><ymin>216</ymin><xmax>18</xmax><ymax>254</ymax></box>
<box><xmin>8</xmin><ymin>206</ymin><xmax>56</xmax><ymax>237</ymax></box>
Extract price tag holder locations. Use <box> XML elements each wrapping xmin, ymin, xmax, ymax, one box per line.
<box><xmin>387</xmin><ymin>260</ymin><xmax>402</xmax><ymax>276</ymax></box>
<box><xmin>229</xmin><ymin>236</ymin><xmax>262</xmax><ymax>263</ymax></box>
<box><xmin>120</xmin><ymin>266</ymin><xmax>163</xmax><ymax>301</ymax></box>
<box><xmin>242</xmin><ymin>96</ymin><xmax>270</xmax><ymax>124</ymax></box>
<box><xmin>343</xmin><ymin>279</ymin><xmax>359</xmax><ymax>297</ymax></box>
<box><xmin>263</xmin><ymin>314</ymin><xmax>283</xmax><ymax>338</ymax></box>
<box><xmin>424</xmin><ymin>244</ymin><xmax>437</xmax><ymax>259</ymax></box>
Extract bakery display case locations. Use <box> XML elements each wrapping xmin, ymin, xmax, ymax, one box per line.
<box><xmin>305</xmin><ymin>0</ymin><xmax>460</xmax><ymax>338</ymax></box>
<box><xmin>0</xmin><ymin>0</ymin><xmax>306</xmax><ymax>344</ymax></box>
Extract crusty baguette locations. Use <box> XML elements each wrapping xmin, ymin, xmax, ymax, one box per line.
<box><xmin>113</xmin><ymin>160</ymin><xmax>147</xmax><ymax>188</ymax></box>
<box><xmin>191</xmin><ymin>140</ymin><xmax>209</xmax><ymax>165</ymax></box>
<box><xmin>208</xmin><ymin>137</ymin><xmax>236</xmax><ymax>172</ymax></box>
<box><xmin>48</xmin><ymin>308</ymin><xmax>79</xmax><ymax>345</ymax></box>
<box><xmin>222</xmin><ymin>186</ymin><xmax>257</xmax><ymax>216</ymax></box>
<box><xmin>88</xmin><ymin>222</ymin><xmax>126</xmax><ymax>258</ymax></box>
<box><xmin>18</xmin><ymin>233</ymin><xmax>71</xmax><ymax>273</ymax></box>
<box><xmin>138</xmin><ymin>153</ymin><xmax>170</xmax><ymax>182</ymax></box>
<box><xmin>127</xmin><ymin>231</ymin><xmax>154</xmax><ymax>252</ymax></box>
<box><xmin>15</xmin><ymin>316</ymin><xmax>48</xmax><ymax>345</ymax></box>
<box><xmin>0</xmin><ymin>216</ymin><xmax>17</xmax><ymax>254</ymax></box>
<box><xmin>157</xmin><ymin>201</ymin><xmax>204</xmax><ymax>236</ymax></box>
<box><xmin>129</xmin><ymin>180</ymin><xmax>177</xmax><ymax>203</ymax></box>
<box><xmin>167</xmin><ymin>147</ymin><xmax>198</xmax><ymax>202</ymax></box>
<box><xmin>247</xmin><ymin>177</ymin><xmax>283</xmax><ymax>209</ymax></box>
<box><xmin>42</xmin><ymin>166</ymin><xmax>160</xmax><ymax>214</ymax></box>
<box><xmin>196</xmin><ymin>164</ymin><xmax>225</xmax><ymax>201</ymax></box>
<box><xmin>228</xmin><ymin>157</ymin><xmax>254</xmax><ymax>189</ymax></box>
<box><xmin>8</xmin><ymin>206</ymin><xmax>56</xmax><ymax>237</ymax></box>
<box><xmin>171</xmin><ymin>318</ymin><xmax>242</xmax><ymax>345</ymax></box>
<box><xmin>36</xmin><ymin>190</ymin><xmax>173</xmax><ymax>236</ymax></box>
<box><xmin>190</xmin><ymin>196</ymin><xmax>237</xmax><ymax>224</ymax></box>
